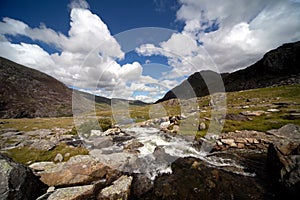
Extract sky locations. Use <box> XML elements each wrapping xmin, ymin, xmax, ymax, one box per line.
<box><xmin>0</xmin><ymin>0</ymin><xmax>300</xmax><ymax>103</ymax></box>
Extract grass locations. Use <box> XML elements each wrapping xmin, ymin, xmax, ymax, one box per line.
<box><xmin>2</xmin><ymin>143</ymin><xmax>89</xmax><ymax>165</ymax></box>
<box><xmin>0</xmin><ymin>117</ymin><xmax>74</xmax><ymax>131</ymax></box>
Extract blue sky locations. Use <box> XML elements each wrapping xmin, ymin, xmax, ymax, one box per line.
<box><xmin>1</xmin><ymin>0</ymin><xmax>300</xmax><ymax>102</ymax></box>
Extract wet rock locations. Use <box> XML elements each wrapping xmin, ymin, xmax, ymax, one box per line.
<box><xmin>38</xmin><ymin>155</ymin><xmax>109</xmax><ymax>187</ymax></box>
<box><xmin>124</xmin><ymin>140</ymin><xmax>144</xmax><ymax>153</ymax></box>
<box><xmin>130</xmin><ymin>174</ymin><xmax>153</xmax><ymax>198</ymax></box>
<box><xmin>143</xmin><ymin>157</ymin><xmax>269</xmax><ymax>200</ymax></box>
<box><xmin>45</xmin><ymin>185</ymin><xmax>95</xmax><ymax>200</ymax></box>
<box><xmin>0</xmin><ymin>154</ymin><xmax>47</xmax><ymax>200</ymax></box>
<box><xmin>98</xmin><ymin>175</ymin><xmax>133</xmax><ymax>200</ymax></box>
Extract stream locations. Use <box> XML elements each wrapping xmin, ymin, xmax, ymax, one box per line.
<box><xmin>87</xmin><ymin>126</ymin><xmax>256</xmax><ymax>180</ymax></box>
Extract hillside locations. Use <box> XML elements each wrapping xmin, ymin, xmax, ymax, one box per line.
<box><xmin>0</xmin><ymin>57</ymin><xmax>148</xmax><ymax>118</ymax></box>
<box><xmin>0</xmin><ymin>57</ymin><xmax>73</xmax><ymax>118</ymax></box>
<box><xmin>157</xmin><ymin>41</ymin><xmax>300</xmax><ymax>103</ymax></box>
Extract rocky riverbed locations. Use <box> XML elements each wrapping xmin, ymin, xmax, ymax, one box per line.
<box><xmin>0</xmin><ymin>121</ymin><xmax>299</xmax><ymax>200</ymax></box>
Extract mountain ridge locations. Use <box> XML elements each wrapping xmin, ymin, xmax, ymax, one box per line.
<box><xmin>157</xmin><ymin>41</ymin><xmax>300</xmax><ymax>103</ymax></box>
<box><xmin>0</xmin><ymin>57</ymin><xmax>147</xmax><ymax>118</ymax></box>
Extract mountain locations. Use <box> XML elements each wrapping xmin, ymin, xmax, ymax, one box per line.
<box><xmin>157</xmin><ymin>41</ymin><xmax>300</xmax><ymax>103</ymax></box>
<box><xmin>0</xmin><ymin>57</ymin><xmax>73</xmax><ymax>118</ymax></box>
<box><xmin>0</xmin><ymin>57</ymin><xmax>148</xmax><ymax>118</ymax></box>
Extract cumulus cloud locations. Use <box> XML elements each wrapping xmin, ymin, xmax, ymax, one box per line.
<box><xmin>138</xmin><ymin>0</ymin><xmax>300</xmax><ymax>76</ymax></box>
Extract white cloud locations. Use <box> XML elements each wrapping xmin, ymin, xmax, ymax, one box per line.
<box><xmin>137</xmin><ymin>0</ymin><xmax>300</xmax><ymax>76</ymax></box>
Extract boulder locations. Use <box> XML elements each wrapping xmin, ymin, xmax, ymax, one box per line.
<box><xmin>38</xmin><ymin>155</ymin><xmax>109</xmax><ymax>187</ymax></box>
<box><xmin>42</xmin><ymin>185</ymin><xmax>95</xmax><ymax>200</ymax></box>
<box><xmin>98</xmin><ymin>175</ymin><xmax>133</xmax><ymax>200</ymax></box>
<box><xmin>266</xmin><ymin>124</ymin><xmax>300</xmax><ymax>198</ymax></box>
<box><xmin>0</xmin><ymin>154</ymin><xmax>47</xmax><ymax>200</ymax></box>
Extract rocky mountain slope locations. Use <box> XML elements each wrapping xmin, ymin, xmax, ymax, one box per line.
<box><xmin>0</xmin><ymin>57</ymin><xmax>73</xmax><ymax>118</ymax></box>
<box><xmin>157</xmin><ymin>41</ymin><xmax>300</xmax><ymax>103</ymax></box>
<box><xmin>0</xmin><ymin>57</ymin><xmax>148</xmax><ymax>118</ymax></box>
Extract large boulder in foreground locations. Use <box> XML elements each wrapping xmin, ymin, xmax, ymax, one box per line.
<box><xmin>267</xmin><ymin>124</ymin><xmax>300</xmax><ymax>199</ymax></box>
<box><xmin>0</xmin><ymin>154</ymin><xmax>47</xmax><ymax>200</ymax></box>
<box><xmin>37</xmin><ymin>155</ymin><xmax>109</xmax><ymax>187</ymax></box>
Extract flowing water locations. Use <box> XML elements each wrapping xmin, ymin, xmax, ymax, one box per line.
<box><xmin>88</xmin><ymin>126</ymin><xmax>256</xmax><ymax>180</ymax></box>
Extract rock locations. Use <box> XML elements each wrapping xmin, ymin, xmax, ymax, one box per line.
<box><xmin>0</xmin><ymin>128</ymin><xmax>19</xmax><ymax>134</ymax></box>
<box><xmin>267</xmin><ymin>142</ymin><xmax>300</xmax><ymax>198</ymax></box>
<box><xmin>267</xmin><ymin>124</ymin><xmax>300</xmax><ymax>139</ymax></box>
<box><xmin>266</xmin><ymin>124</ymin><xmax>300</xmax><ymax>198</ymax></box>
<box><xmin>64</xmin><ymin>153</ymin><xmax>71</xmax><ymax>158</ymax></box>
<box><xmin>29</xmin><ymin>161</ymin><xmax>56</xmax><ymax>171</ymax></box>
<box><xmin>130</xmin><ymin>174</ymin><xmax>153</xmax><ymax>199</ymax></box>
<box><xmin>38</xmin><ymin>155</ymin><xmax>109</xmax><ymax>187</ymax></box>
<box><xmin>247</xmin><ymin>98</ymin><xmax>260</xmax><ymax>102</ymax></box>
<box><xmin>30</xmin><ymin>139</ymin><xmax>57</xmax><ymax>151</ymax></box>
<box><xmin>54</xmin><ymin>153</ymin><xmax>64</xmax><ymax>162</ymax></box>
<box><xmin>172</xmin><ymin>125</ymin><xmax>180</xmax><ymax>133</ymax></box>
<box><xmin>220</xmin><ymin>139</ymin><xmax>235</xmax><ymax>146</ymax></box>
<box><xmin>90</xmin><ymin>129</ymin><xmax>103</xmax><ymax>137</ymax></box>
<box><xmin>46</xmin><ymin>185</ymin><xmax>95</xmax><ymax>200</ymax></box>
<box><xmin>198</xmin><ymin>122</ymin><xmax>206</xmax><ymax>130</ymax></box>
<box><xmin>160</xmin><ymin>121</ymin><xmax>170</xmax><ymax>130</ymax></box>
<box><xmin>0</xmin><ymin>154</ymin><xmax>47</xmax><ymax>200</ymax></box>
<box><xmin>143</xmin><ymin>157</ymin><xmax>268</xmax><ymax>199</ymax></box>
<box><xmin>98</xmin><ymin>175</ymin><xmax>133</xmax><ymax>200</ymax></box>
<box><xmin>124</xmin><ymin>140</ymin><xmax>144</xmax><ymax>153</ymax></box>
<box><xmin>86</xmin><ymin>136</ymin><xmax>113</xmax><ymax>149</ymax></box>
<box><xmin>286</xmin><ymin>113</ymin><xmax>300</xmax><ymax>120</ymax></box>
<box><xmin>241</xmin><ymin>110</ymin><xmax>266</xmax><ymax>116</ymax></box>
<box><xmin>225</xmin><ymin>114</ymin><xmax>249</xmax><ymax>121</ymax></box>
<box><xmin>90</xmin><ymin>149</ymin><xmax>137</xmax><ymax>171</ymax></box>
<box><xmin>267</xmin><ymin>108</ymin><xmax>280</xmax><ymax>112</ymax></box>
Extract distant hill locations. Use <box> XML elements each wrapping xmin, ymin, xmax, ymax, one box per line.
<box><xmin>157</xmin><ymin>41</ymin><xmax>300</xmax><ymax>103</ymax></box>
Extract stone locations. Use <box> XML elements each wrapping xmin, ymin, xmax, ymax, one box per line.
<box><xmin>30</xmin><ymin>139</ymin><xmax>57</xmax><ymax>151</ymax></box>
<box><xmin>237</xmin><ymin>143</ymin><xmax>245</xmax><ymax>148</ymax></box>
<box><xmin>54</xmin><ymin>153</ymin><xmax>64</xmax><ymax>162</ymax></box>
<box><xmin>172</xmin><ymin>125</ymin><xmax>180</xmax><ymax>133</ymax></box>
<box><xmin>90</xmin><ymin>129</ymin><xmax>103</xmax><ymax>137</ymax></box>
<box><xmin>98</xmin><ymin>175</ymin><xmax>133</xmax><ymax>200</ymax></box>
<box><xmin>0</xmin><ymin>128</ymin><xmax>19</xmax><ymax>135</ymax></box>
<box><xmin>130</xmin><ymin>174</ymin><xmax>153</xmax><ymax>198</ymax></box>
<box><xmin>38</xmin><ymin>155</ymin><xmax>109</xmax><ymax>187</ymax></box>
<box><xmin>0</xmin><ymin>154</ymin><xmax>47</xmax><ymax>200</ymax></box>
<box><xmin>267</xmin><ymin>142</ymin><xmax>300</xmax><ymax>198</ymax></box>
<box><xmin>241</xmin><ymin>110</ymin><xmax>266</xmax><ymax>116</ymax></box>
<box><xmin>85</xmin><ymin>136</ymin><xmax>113</xmax><ymax>149</ymax></box>
<box><xmin>29</xmin><ymin>161</ymin><xmax>56</xmax><ymax>171</ymax></box>
<box><xmin>220</xmin><ymin>139</ymin><xmax>235</xmax><ymax>146</ymax></box>
<box><xmin>124</xmin><ymin>140</ymin><xmax>144</xmax><ymax>153</ymax></box>
<box><xmin>160</xmin><ymin>121</ymin><xmax>170</xmax><ymax>129</ymax></box>
<box><xmin>144</xmin><ymin>157</ymin><xmax>268</xmax><ymax>199</ymax></box>
<box><xmin>46</xmin><ymin>185</ymin><xmax>95</xmax><ymax>200</ymax></box>
<box><xmin>64</xmin><ymin>153</ymin><xmax>71</xmax><ymax>158</ymax></box>
<box><xmin>267</xmin><ymin>108</ymin><xmax>280</xmax><ymax>112</ymax></box>
<box><xmin>198</xmin><ymin>122</ymin><xmax>206</xmax><ymax>130</ymax></box>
